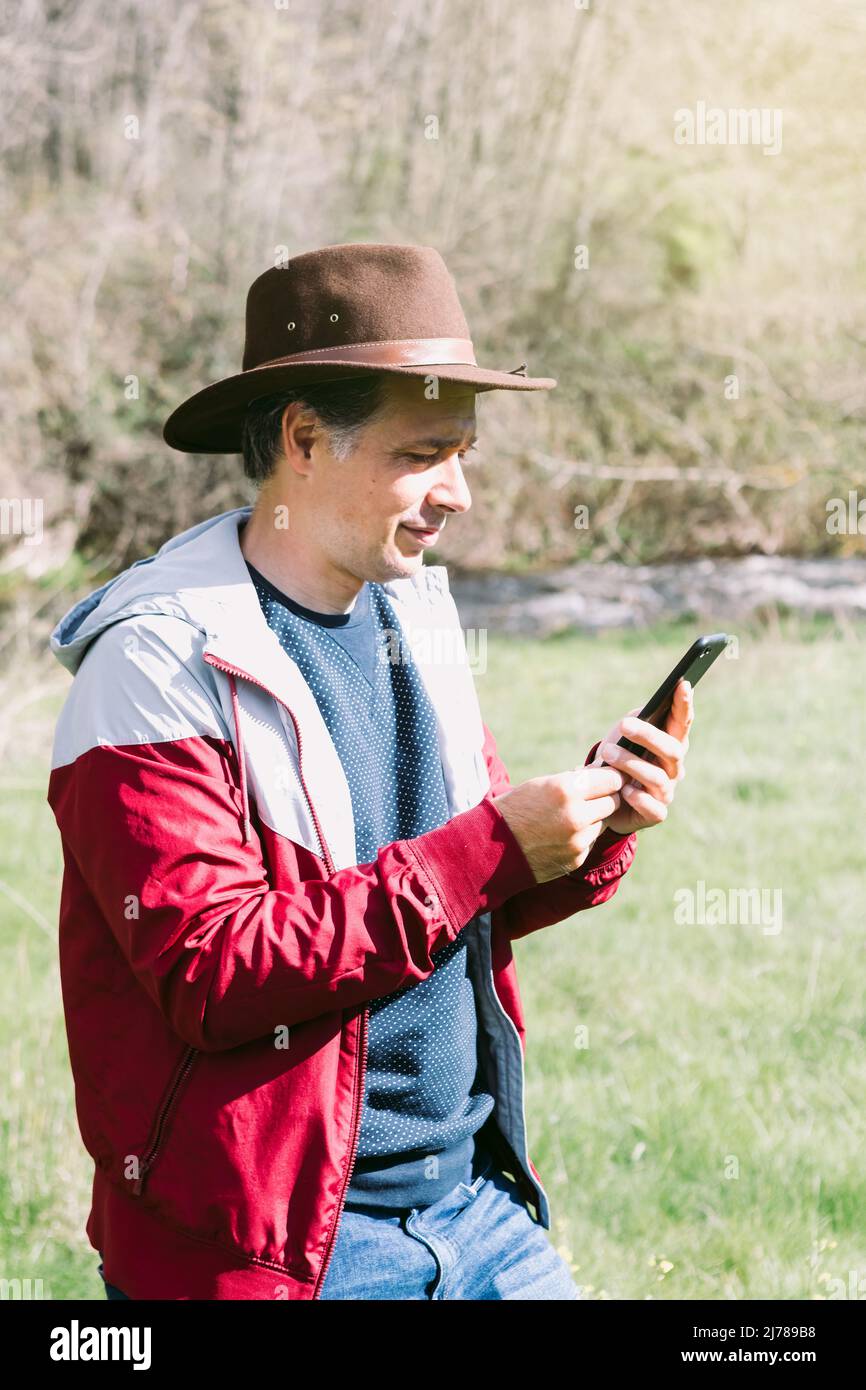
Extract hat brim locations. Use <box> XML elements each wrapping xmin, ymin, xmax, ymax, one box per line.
<box><xmin>162</xmin><ymin>359</ymin><xmax>557</xmax><ymax>454</ymax></box>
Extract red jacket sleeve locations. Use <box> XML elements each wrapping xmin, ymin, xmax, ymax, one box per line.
<box><xmin>479</xmin><ymin>721</ymin><xmax>637</xmax><ymax>942</ymax></box>
<box><xmin>47</xmin><ymin>624</ymin><xmax>539</xmax><ymax>1053</ymax></box>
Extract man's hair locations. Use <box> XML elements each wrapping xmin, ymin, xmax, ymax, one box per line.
<box><xmin>240</xmin><ymin>373</ymin><xmax>391</xmax><ymax>485</ymax></box>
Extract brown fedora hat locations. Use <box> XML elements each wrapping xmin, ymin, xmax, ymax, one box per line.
<box><xmin>162</xmin><ymin>242</ymin><xmax>556</xmax><ymax>453</ymax></box>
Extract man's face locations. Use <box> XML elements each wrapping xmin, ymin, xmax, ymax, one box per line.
<box><xmin>298</xmin><ymin>375</ymin><xmax>477</xmax><ymax>586</ymax></box>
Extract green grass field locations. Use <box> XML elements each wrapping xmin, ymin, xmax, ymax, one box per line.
<box><xmin>2</xmin><ymin>614</ymin><xmax>863</xmax><ymax>1299</ymax></box>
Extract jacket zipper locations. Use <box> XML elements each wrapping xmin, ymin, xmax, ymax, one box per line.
<box><xmin>131</xmin><ymin>1045</ymin><xmax>198</xmax><ymax>1196</ymax></box>
<box><xmin>314</xmin><ymin>1003</ymin><xmax>368</xmax><ymax>1297</ymax></box>
<box><xmin>202</xmin><ymin>651</ymin><xmax>369</xmax><ymax>1296</ymax></box>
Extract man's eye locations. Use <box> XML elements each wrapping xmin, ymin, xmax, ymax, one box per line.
<box><xmin>404</xmin><ymin>445</ymin><xmax>478</xmax><ymax>464</ymax></box>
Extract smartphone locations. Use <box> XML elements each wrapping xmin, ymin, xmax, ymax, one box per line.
<box><xmin>614</xmin><ymin>633</ymin><xmax>729</xmax><ymax>762</ymax></box>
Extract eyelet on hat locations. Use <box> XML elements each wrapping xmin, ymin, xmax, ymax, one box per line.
<box><xmin>330</xmin><ymin>313</ymin><xmax>339</xmax><ymax>322</ymax></box>
<box><xmin>287</xmin><ymin>321</ymin><xmax>296</xmax><ymax>330</ymax></box>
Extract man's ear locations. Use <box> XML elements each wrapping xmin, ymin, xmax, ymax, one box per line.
<box><xmin>280</xmin><ymin>404</ymin><xmax>317</xmax><ymax>470</ymax></box>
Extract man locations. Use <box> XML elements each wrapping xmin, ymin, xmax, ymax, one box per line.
<box><xmin>47</xmin><ymin>242</ymin><xmax>692</xmax><ymax>1301</ymax></box>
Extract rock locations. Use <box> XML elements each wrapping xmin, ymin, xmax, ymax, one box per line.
<box><xmin>449</xmin><ymin>556</ymin><xmax>866</xmax><ymax>634</ymax></box>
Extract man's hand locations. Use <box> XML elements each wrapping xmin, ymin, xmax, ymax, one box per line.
<box><xmin>492</xmin><ymin>765</ymin><xmax>626</xmax><ymax>885</ymax></box>
<box><xmin>590</xmin><ymin>677</ymin><xmax>694</xmax><ymax>836</ymax></box>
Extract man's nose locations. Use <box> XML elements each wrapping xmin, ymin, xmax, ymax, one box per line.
<box><xmin>427</xmin><ymin>453</ymin><xmax>472</xmax><ymax>515</ymax></box>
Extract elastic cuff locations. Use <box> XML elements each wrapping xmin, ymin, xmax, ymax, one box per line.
<box><xmin>567</xmin><ymin>826</ymin><xmax>636</xmax><ymax>878</ymax></box>
<box><xmin>407</xmin><ymin>796</ymin><xmax>537</xmax><ymax>931</ymax></box>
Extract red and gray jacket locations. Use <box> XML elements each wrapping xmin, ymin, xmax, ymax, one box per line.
<box><xmin>46</xmin><ymin>504</ymin><xmax>637</xmax><ymax>1300</ymax></box>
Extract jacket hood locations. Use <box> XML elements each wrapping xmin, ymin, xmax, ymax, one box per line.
<box><xmin>48</xmin><ymin>507</ymin><xmax>249</xmax><ymax>677</ymax></box>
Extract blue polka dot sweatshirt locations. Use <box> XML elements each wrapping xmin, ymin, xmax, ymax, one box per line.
<box><xmin>246</xmin><ymin>561</ymin><xmax>496</xmax><ymax>1209</ymax></box>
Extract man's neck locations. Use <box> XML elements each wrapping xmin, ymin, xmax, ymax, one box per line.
<box><xmin>239</xmin><ymin>507</ymin><xmax>362</xmax><ymax>616</ymax></box>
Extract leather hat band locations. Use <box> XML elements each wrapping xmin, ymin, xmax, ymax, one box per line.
<box><xmin>259</xmin><ymin>336</ymin><xmax>479</xmax><ymax>369</ymax></box>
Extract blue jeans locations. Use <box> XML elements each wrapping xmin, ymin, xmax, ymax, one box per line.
<box><xmin>98</xmin><ymin>1155</ymin><xmax>581</xmax><ymax>1301</ymax></box>
<box><xmin>320</xmin><ymin>1154</ymin><xmax>581</xmax><ymax>1299</ymax></box>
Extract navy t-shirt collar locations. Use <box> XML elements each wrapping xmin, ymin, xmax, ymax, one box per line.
<box><xmin>244</xmin><ymin>559</ymin><xmax>370</xmax><ymax>629</ymax></box>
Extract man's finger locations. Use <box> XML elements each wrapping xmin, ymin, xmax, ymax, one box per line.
<box><xmin>580</xmin><ymin>791</ymin><xmax>622</xmax><ymax>826</ymax></box>
<box><xmin>621</xmin><ymin>781</ymin><xmax>668</xmax><ymax>825</ymax></box>
<box><xmin>664</xmin><ymin>679</ymin><xmax>693</xmax><ymax>741</ymax></box>
<box><xmin>574</xmin><ymin>766</ymin><xmax>627</xmax><ymax>798</ymax></box>
<box><xmin>600</xmin><ymin>745</ymin><xmax>672</xmax><ymax>801</ymax></box>
<box><xmin>619</xmin><ymin>710</ymin><xmax>686</xmax><ymax>764</ymax></box>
